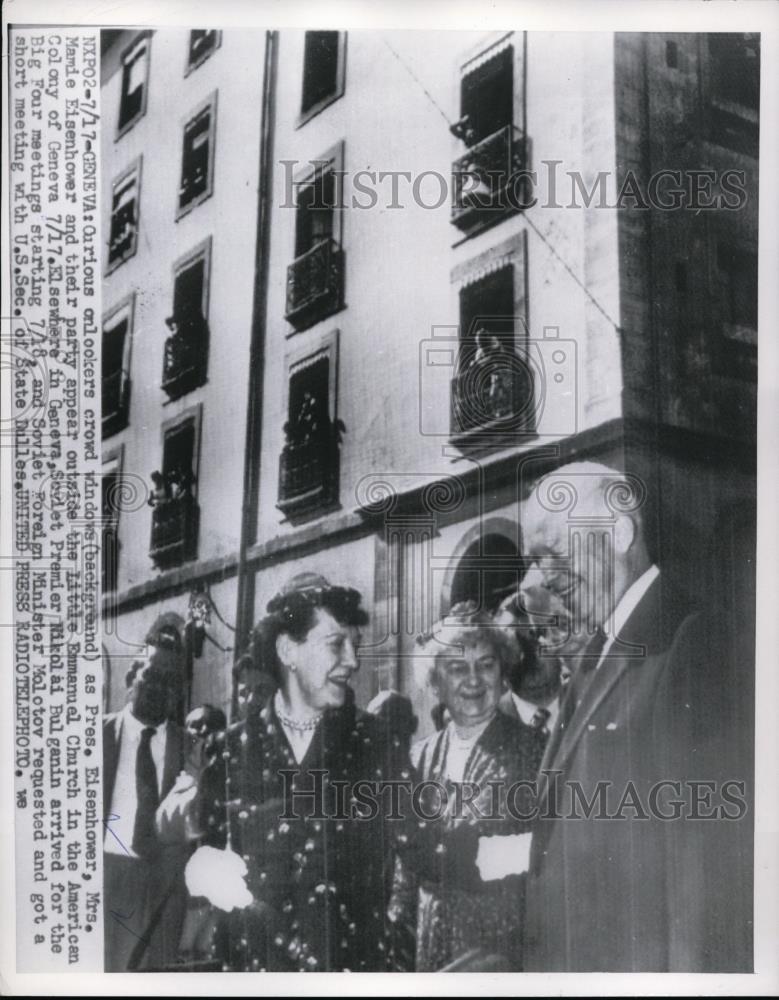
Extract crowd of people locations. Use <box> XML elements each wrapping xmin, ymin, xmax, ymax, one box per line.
<box><xmin>102</xmin><ymin>461</ymin><xmax>753</xmax><ymax>973</ymax></box>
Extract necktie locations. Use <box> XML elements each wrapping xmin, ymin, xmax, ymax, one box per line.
<box><xmin>558</xmin><ymin>627</ymin><xmax>609</xmax><ymax>731</ymax></box>
<box><xmin>578</xmin><ymin>625</ymin><xmax>609</xmax><ymax>675</ymax></box>
<box><xmin>132</xmin><ymin>726</ymin><xmax>159</xmax><ymax>858</ymax></box>
<box><xmin>530</xmin><ymin>706</ymin><xmax>551</xmax><ymax>733</ymax></box>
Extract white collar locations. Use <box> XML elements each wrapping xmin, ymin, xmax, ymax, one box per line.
<box><xmin>511</xmin><ymin>691</ymin><xmax>559</xmax><ymax>728</ymax></box>
<box><xmin>603</xmin><ymin>564</ymin><xmax>660</xmax><ymax>647</ymax></box>
<box><xmin>446</xmin><ymin>716</ymin><xmax>493</xmax><ymax>745</ymax></box>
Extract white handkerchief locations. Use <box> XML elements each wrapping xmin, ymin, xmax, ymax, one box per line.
<box><xmin>476</xmin><ymin>833</ymin><xmax>532</xmax><ymax>881</ymax></box>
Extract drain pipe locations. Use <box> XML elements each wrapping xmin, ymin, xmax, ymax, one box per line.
<box><xmin>233</xmin><ymin>29</ymin><xmax>278</xmax><ymax>683</ymax></box>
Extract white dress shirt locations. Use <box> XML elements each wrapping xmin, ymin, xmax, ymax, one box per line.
<box><xmin>104</xmin><ymin>704</ymin><xmax>168</xmax><ymax>858</ymax></box>
<box><xmin>596</xmin><ymin>564</ymin><xmax>660</xmax><ymax>670</ymax></box>
<box><xmin>510</xmin><ymin>691</ymin><xmax>560</xmax><ymax>732</ymax></box>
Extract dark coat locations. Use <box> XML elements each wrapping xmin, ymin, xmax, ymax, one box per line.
<box><xmin>199</xmin><ymin>698</ymin><xmax>410</xmax><ymax>972</ymax></box>
<box><xmin>524</xmin><ymin>574</ymin><xmax>753</xmax><ymax>972</ymax></box>
<box><xmin>102</xmin><ymin>712</ymin><xmax>190</xmax><ymax>971</ymax></box>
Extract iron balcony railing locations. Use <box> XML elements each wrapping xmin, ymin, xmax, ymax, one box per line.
<box><xmin>161</xmin><ymin>317</ymin><xmax>209</xmax><ymax>400</ymax></box>
<box><xmin>150</xmin><ymin>493</ymin><xmax>199</xmax><ymax>569</ymax></box>
<box><xmin>450</xmin><ymin>354</ymin><xmax>533</xmax><ymax>437</ymax></box>
<box><xmin>285</xmin><ymin>238</ymin><xmax>345</xmax><ymax>331</ymax></box>
<box><xmin>451</xmin><ymin>124</ymin><xmax>528</xmax><ymax>232</ymax></box>
<box><xmin>278</xmin><ymin>424</ymin><xmax>340</xmax><ymax>516</ymax></box>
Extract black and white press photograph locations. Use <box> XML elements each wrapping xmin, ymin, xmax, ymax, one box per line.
<box><xmin>3</xmin><ymin>0</ymin><xmax>778</xmax><ymax>994</ymax></box>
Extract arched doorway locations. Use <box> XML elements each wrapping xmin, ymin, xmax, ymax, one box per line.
<box><xmin>448</xmin><ymin>531</ymin><xmax>521</xmax><ymax>613</ymax></box>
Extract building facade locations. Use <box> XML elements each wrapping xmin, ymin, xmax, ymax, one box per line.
<box><xmin>100</xmin><ymin>28</ymin><xmax>268</xmax><ymax>711</ymax></box>
<box><xmin>102</xmin><ymin>29</ymin><xmax>758</xmax><ymax>734</ymax></box>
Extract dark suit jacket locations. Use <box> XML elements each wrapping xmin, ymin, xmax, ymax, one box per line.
<box><xmin>102</xmin><ymin>711</ymin><xmax>190</xmax><ymax>969</ymax></box>
<box><xmin>524</xmin><ymin>574</ymin><xmax>753</xmax><ymax>972</ymax></box>
<box><xmin>498</xmin><ymin>691</ymin><xmax>553</xmax><ymax>769</ymax></box>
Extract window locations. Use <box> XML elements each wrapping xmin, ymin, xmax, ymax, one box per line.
<box><xmin>162</xmin><ymin>239</ymin><xmax>211</xmax><ymax>400</ymax></box>
<box><xmin>118</xmin><ymin>35</ymin><xmax>149</xmax><ymax>134</ymax></box>
<box><xmin>107</xmin><ymin>161</ymin><xmax>141</xmax><ymax>270</ymax></box>
<box><xmin>150</xmin><ymin>410</ymin><xmax>201</xmax><ymax>569</ymax></box>
<box><xmin>718</xmin><ymin>244</ymin><xmax>757</xmax><ymax>337</ymax></box>
<box><xmin>279</xmin><ymin>334</ymin><xmax>342</xmax><ymax>519</ymax></box>
<box><xmin>295</xmin><ymin>169</ymin><xmax>336</xmax><ymax>256</ymax></box>
<box><xmin>451</xmin><ymin>37</ymin><xmax>527</xmax><ymax>234</ymax></box>
<box><xmin>712</xmin><ymin>241</ymin><xmax>757</xmax><ymax>382</ymax></box>
<box><xmin>178</xmin><ymin>94</ymin><xmax>217</xmax><ymax>216</ymax></box>
<box><xmin>102</xmin><ymin>297</ymin><xmax>134</xmax><ymax>437</ymax></box>
<box><xmin>187</xmin><ymin>30</ymin><xmax>221</xmax><ymax>72</ymax></box>
<box><xmin>299</xmin><ymin>31</ymin><xmax>346</xmax><ymax>124</ymax></box>
<box><xmin>709</xmin><ymin>34</ymin><xmax>760</xmax><ymax>111</ymax></box>
<box><xmin>459</xmin><ymin>44</ymin><xmax>514</xmax><ymax>146</ymax></box>
<box><xmin>452</xmin><ymin>262</ymin><xmax>533</xmax><ymax>439</ymax></box>
<box><xmin>707</xmin><ymin>34</ymin><xmax>759</xmax><ymax>156</ymax></box>
<box><xmin>102</xmin><ymin>454</ymin><xmax>122</xmax><ymax>594</ymax></box>
<box><xmin>286</xmin><ymin>144</ymin><xmax>345</xmax><ymax>331</ymax></box>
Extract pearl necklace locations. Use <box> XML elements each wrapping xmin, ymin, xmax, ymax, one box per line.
<box><xmin>274</xmin><ymin>692</ymin><xmax>323</xmax><ymax>733</ymax></box>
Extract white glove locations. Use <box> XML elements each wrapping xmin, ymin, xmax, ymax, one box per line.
<box><xmin>185</xmin><ymin>845</ymin><xmax>254</xmax><ymax>911</ymax></box>
<box><xmin>476</xmin><ymin>833</ymin><xmax>532</xmax><ymax>881</ymax></box>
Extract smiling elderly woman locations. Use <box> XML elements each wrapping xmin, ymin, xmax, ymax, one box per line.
<box><xmin>392</xmin><ymin>601</ymin><xmax>544</xmax><ymax>972</ymax></box>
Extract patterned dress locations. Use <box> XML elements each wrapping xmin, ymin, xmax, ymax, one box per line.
<box><xmin>396</xmin><ymin>711</ymin><xmax>543</xmax><ymax>971</ymax></box>
<box><xmin>198</xmin><ymin>698</ymin><xmax>410</xmax><ymax>971</ymax></box>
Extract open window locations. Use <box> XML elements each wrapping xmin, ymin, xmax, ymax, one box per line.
<box><xmin>149</xmin><ymin>410</ymin><xmax>201</xmax><ymax>569</ymax></box>
<box><xmin>178</xmin><ymin>94</ymin><xmax>217</xmax><ymax>216</ymax></box>
<box><xmin>162</xmin><ymin>239</ymin><xmax>211</xmax><ymax>399</ymax></box>
<box><xmin>187</xmin><ymin>30</ymin><xmax>221</xmax><ymax>72</ymax></box>
<box><xmin>459</xmin><ymin>44</ymin><xmax>514</xmax><ymax>146</ymax></box>
<box><xmin>118</xmin><ymin>35</ymin><xmax>149</xmax><ymax>135</ymax></box>
<box><xmin>102</xmin><ymin>297</ymin><xmax>134</xmax><ymax>437</ymax></box>
<box><xmin>278</xmin><ymin>334</ymin><xmax>342</xmax><ymax>519</ymax></box>
<box><xmin>107</xmin><ymin>160</ymin><xmax>141</xmax><ymax>270</ymax></box>
<box><xmin>286</xmin><ymin>144</ymin><xmax>345</xmax><ymax>331</ymax></box>
<box><xmin>713</xmin><ymin>240</ymin><xmax>757</xmax><ymax>381</ymax></box>
<box><xmin>452</xmin><ymin>252</ymin><xmax>533</xmax><ymax>442</ymax></box>
<box><xmin>102</xmin><ymin>452</ymin><xmax>123</xmax><ymax>593</ymax></box>
<box><xmin>451</xmin><ymin>36</ymin><xmax>527</xmax><ymax>234</ymax></box>
<box><xmin>299</xmin><ymin>31</ymin><xmax>346</xmax><ymax>125</ymax></box>
<box><xmin>707</xmin><ymin>33</ymin><xmax>759</xmax><ymax>156</ymax></box>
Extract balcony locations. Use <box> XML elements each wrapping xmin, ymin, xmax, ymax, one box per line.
<box><xmin>285</xmin><ymin>238</ymin><xmax>345</xmax><ymax>331</ymax></box>
<box><xmin>161</xmin><ymin>315</ymin><xmax>209</xmax><ymax>400</ymax></box>
<box><xmin>278</xmin><ymin>422</ymin><xmax>341</xmax><ymax>518</ymax></box>
<box><xmin>102</xmin><ymin>368</ymin><xmax>130</xmax><ymax>438</ymax></box>
<box><xmin>451</xmin><ymin>125</ymin><xmax>528</xmax><ymax>234</ymax></box>
<box><xmin>449</xmin><ymin>353</ymin><xmax>534</xmax><ymax>442</ymax></box>
<box><xmin>150</xmin><ymin>493</ymin><xmax>199</xmax><ymax>570</ymax></box>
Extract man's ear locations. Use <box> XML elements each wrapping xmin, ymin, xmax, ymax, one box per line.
<box><xmin>614</xmin><ymin>513</ymin><xmax>637</xmax><ymax>555</ymax></box>
<box><xmin>276</xmin><ymin>632</ymin><xmax>297</xmax><ymax>672</ymax></box>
